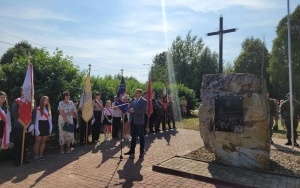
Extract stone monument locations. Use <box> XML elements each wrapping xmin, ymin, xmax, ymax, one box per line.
<box><xmin>199</xmin><ymin>73</ymin><xmax>270</xmax><ymax>171</ymax></box>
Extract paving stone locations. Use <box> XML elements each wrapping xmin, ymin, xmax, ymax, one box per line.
<box><xmin>0</xmin><ymin>129</ymin><xmax>299</xmax><ymax>188</ymax></box>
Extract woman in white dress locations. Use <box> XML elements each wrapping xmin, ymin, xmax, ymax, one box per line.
<box><xmin>34</xmin><ymin>96</ymin><xmax>53</xmax><ymax>160</ymax></box>
<box><xmin>58</xmin><ymin>91</ymin><xmax>75</xmax><ymax>154</ymax></box>
<box><xmin>0</xmin><ymin>91</ymin><xmax>11</xmax><ymax>150</ymax></box>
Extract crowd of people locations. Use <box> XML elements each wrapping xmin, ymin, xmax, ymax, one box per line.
<box><xmin>268</xmin><ymin>92</ymin><xmax>300</xmax><ymax>146</ymax></box>
<box><xmin>0</xmin><ymin>89</ymin><xmax>180</xmax><ymax>165</ymax></box>
<box><xmin>2</xmin><ymin>87</ymin><xmax>298</xmax><ymax>166</ymax></box>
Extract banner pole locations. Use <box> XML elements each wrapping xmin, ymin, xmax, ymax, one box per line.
<box><xmin>120</xmin><ymin>113</ymin><xmax>124</xmax><ymax>159</ymax></box>
<box><xmin>147</xmin><ymin>116</ymin><xmax>150</xmax><ymax>133</ymax></box>
<box><xmin>20</xmin><ymin>127</ymin><xmax>26</xmax><ymax>167</ymax></box>
<box><xmin>86</xmin><ymin>122</ymin><xmax>88</xmax><ymax>146</ymax></box>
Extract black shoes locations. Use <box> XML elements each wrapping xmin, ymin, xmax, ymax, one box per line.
<box><xmin>124</xmin><ymin>151</ymin><xmax>134</xmax><ymax>155</ymax></box>
<box><xmin>285</xmin><ymin>141</ymin><xmax>299</xmax><ymax>146</ymax></box>
<box><xmin>125</xmin><ymin>151</ymin><xmax>145</xmax><ymax>159</ymax></box>
<box><xmin>285</xmin><ymin>142</ymin><xmax>292</xmax><ymax>145</ymax></box>
<box><xmin>125</xmin><ymin>151</ymin><xmax>135</xmax><ymax>159</ymax></box>
<box><xmin>139</xmin><ymin>153</ymin><xmax>145</xmax><ymax>159</ymax></box>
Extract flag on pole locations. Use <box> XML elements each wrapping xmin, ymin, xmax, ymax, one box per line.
<box><xmin>117</xmin><ymin>76</ymin><xmax>126</xmax><ymax>99</ymax></box>
<box><xmin>146</xmin><ymin>78</ymin><xmax>153</xmax><ymax>117</ymax></box>
<box><xmin>15</xmin><ymin>63</ymin><xmax>34</xmax><ymax>128</ymax></box>
<box><xmin>81</xmin><ymin>71</ymin><xmax>93</xmax><ymax>123</ymax></box>
<box><xmin>162</xmin><ymin>82</ymin><xmax>169</xmax><ymax>110</ymax></box>
<box><xmin>116</xmin><ymin>76</ymin><xmax>129</xmax><ymax>113</ymax></box>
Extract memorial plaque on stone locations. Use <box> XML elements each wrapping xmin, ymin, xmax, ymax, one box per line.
<box><xmin>215</xmin><ymin>96</ymin><xmax>244</xmax><ymax>132</ymax></box>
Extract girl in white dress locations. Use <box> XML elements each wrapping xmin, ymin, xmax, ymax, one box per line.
<box><xmin>0</xmin><ymin>91</ymin><xmax>11</xmax><ymax>150</ymax></box>
<box><xmin>34</xmin><ymin>96</ymin><xmax>53</xmax><ymax>160</ymax></box>
<box><xmin>103</xmin><ymin>100</ymin><xmax>112</xmax><ymax>141</ymax></box>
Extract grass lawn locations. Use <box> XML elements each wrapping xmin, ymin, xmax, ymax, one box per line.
<box><xmin>178</xmin><ymin>110</ymin><xmax>300</xmax><ymax>139</ymax></box>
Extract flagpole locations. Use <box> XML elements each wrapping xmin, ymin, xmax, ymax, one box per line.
<box><xmin>21</xmin><ymin>51</ymin><xmax>32</xmax><ymax>167</ymax></box>
<box><xmin>86</xmin><ymin>64</ymin><xmax>91</xmax><ymax>146</ymax></box>
<box><xmin>286</xmin><ymin>0</ymin><xmax>294</xmax><ymax>151</ymax></box>
<box><xmin>120</xmin><ymin>113</ymin><xmax>124</xmax><ymax>159</ymax></box>
<box><xmin>120</xmin><ymin>69</ymin><xmax>124</xmax><ymax>159</ymax></box>
<box><xmin>147</xmin><ymin>116</ymin><xmax>150</xmax><ymax>133</ymax></box>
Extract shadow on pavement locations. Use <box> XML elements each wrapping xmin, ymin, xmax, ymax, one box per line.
<box><xmin>0</xmin><ymin>145</ymin><xmax>92</xmax><ymax>187</ymax></box>
<box><xmin>94</xmin><ymin>140</ymin><xmax>127</xmax><ymax>168</ymax></box>
<box><xmin>271</xmin><ymin>142</ymin><xmax>300</xmax><ymax>154</ymax></box>
<box><xmin>116</xmin><ymin>158</ymin><xmax>143</xmax><ymax>188</ymax></box>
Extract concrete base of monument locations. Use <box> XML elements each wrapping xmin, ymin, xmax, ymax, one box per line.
<box><xmin>199</xmin><ymin>73</ymin><xmax>270</xmax><ymax>171</ymax></box>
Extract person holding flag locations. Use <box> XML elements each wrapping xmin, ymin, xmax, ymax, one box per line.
<box><xmin>92</xmin><ymin>92</ymin><xmax>103</xmax><ymax>142</ymax></box>
<box><xmin>0</xmin><ymin>91</ymin><xmax>12</xmax><ymax>151</ymax></box>
<box><xmin>12</xmin><ymin>63</ymin><xmax>35</xmax><ymax>166</ymax></box>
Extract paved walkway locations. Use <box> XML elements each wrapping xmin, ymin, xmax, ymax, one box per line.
<box><xmin>0</xmin><ymin>129</ymin><xmax>223</xmax><ymax>188</ymax></box>
<box><xmin>0</xmin><ymin>129</ymin><xmax>299</xmax><ymax>188</ymax></box>
<box><xmin>154</xmin><ymin>157</ymin><xmax>300</xmax><ymax>188</ymax></box>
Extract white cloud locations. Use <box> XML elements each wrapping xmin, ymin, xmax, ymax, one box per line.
<box><xmin>0</xmin><ymin>7</ymin><xmax>74</xmax><ymax>21</ymax></box>
<box><xmin>163</xmin><ymin>0</ymin><xmax>282</xmax><ymax>12</ymax></box>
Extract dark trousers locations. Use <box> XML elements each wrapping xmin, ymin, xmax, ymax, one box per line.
<box><xmin>80</xmin><ymin>118</ymin><xmax>91</xmax><ymax>144</ymax></box>
<box><xmin>144</xmin><ymin>114</ymin><xmax>148</xmax><ymax>134</ymax></box>
<box><xmin>149</xmin><ymin>114</ymin><xmax>156</xmax><ymax>132</ymax></box>
<box><xmin>155</xmin><ymin>115</ymin><xmax>165</xmax><ymax>131</ymax></box>
<box><xmin>167</xmin><ymin>115</ymin><xmax>175</xmax><ymax>129</ymax></box>
<box><xmin>112</xmin><ymin>117</ymin><xmax>121</xmax><ymax>139</ymax></box>
<box><xmin>130</xmin><ymin>121</ymin><xmax>145</xmax><ymax>154</ymax></box>
<box><xmin>92</xmin><ymin>111</ymin><xmax>102</xmax><ymax>141</ymax></box>
<box><xmin>285</xmin><ymin>118</ymin><xmax>298</xmax><ymax>142</ymax></box>
<box><xmin>73</xmin><ymin>118</ymin><xmax>78</xmax><ymax>139</ymax></box>
<box><xmin>13</xmin><ymin>128</ymin><xmax>31</xmax><ymax>164</ymax></box>
<box><xmin>269</xmin><ymin>115</ymin><xmax>273</xmax><ymax>139</ymax></box>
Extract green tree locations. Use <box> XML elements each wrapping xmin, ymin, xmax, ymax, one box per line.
<box><xmin>0</xmin><ymin>41</ymin><xmax>36</xmax><ymax>65</ymax></box>
<box><xmin>233</xmin><ymin>37</ymin><xmax>269</xmax><ymax>77</ymax></box>
<box><xmin>151</xmin><ymin>31</ymin><xmax>218</xmax><ymax>97</ymax></box>
<box><xmin>268</xmin><ymin>5</ymin><xmax>300</xmax><ymax>98</ymax></box>
<box><xmin>0</xmin><ymin>47</ymin><xmax>84</xmax><ymax>124</ymax></box>
<box><xmin>150</xmin><ymin>52</ymin><xmax>167</xmax><ymax>82</ymax></box>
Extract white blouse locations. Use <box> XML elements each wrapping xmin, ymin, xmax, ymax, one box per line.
<box><xmin>35</xmin><ymin>106</ymin><xmax>53</xmax><ymax>131</ymax></box>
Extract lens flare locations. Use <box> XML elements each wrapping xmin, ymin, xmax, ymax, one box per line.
<box><xmin>161</xmin><ymin>0</ymin><xmax>182</xmax><ymax>121</ymax></box>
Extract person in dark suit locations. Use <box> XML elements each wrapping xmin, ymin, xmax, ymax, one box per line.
<box><xmin>12</xmin><ymin>95</ymin><xmax>36</xmax><ymax>166</ymax></box>
<box><xmin>125</xmin><ymin>89</ymin><xmax>147</xmax><ymax>159</ymax></box>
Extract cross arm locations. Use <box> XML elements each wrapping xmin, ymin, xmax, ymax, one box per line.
<box><xmin>207</xmin><ymin>31</ymin><xmax>219</xmax><ymax>36</ymax></box>
<box><xmin>223</xmin><ymin>28</ymin><xmax>237</xmax><ymax>34</ymax></box>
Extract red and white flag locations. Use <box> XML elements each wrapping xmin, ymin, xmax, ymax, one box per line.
<box><xmin>15</xmin><ymin>63</ymin><xmax>34</xmax><ymax>128</ymax></box>
<box><xmin>146</xmin><ymin>78</ymin><xmax>153</xmax><ymax>117</ymax></box>
<box><xmin>162</xmin><ymin>82</ymin><xmax>169</xmax><ymax>110</ymax></box>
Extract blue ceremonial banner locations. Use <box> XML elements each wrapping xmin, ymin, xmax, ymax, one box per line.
<box><xmin>117</xmin><ymin>77</ymin><xmax>126</xmax><ymax>99</ymax></box>
<box><xmin>116</xmin><ymin>76</ymin><xmax>129</xmax><ymax>113</ymax></box>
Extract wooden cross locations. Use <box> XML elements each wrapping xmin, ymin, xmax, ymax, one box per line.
<box><xmin>207</xmin><ymin>16</ymin><xmax>237</xmax><ymax>73</ymax></box>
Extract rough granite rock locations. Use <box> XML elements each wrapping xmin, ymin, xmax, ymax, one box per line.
<box><xmin>199</xmin><ymin>73</ymin><xmax>270</xmax><ymax>171</ymax></box>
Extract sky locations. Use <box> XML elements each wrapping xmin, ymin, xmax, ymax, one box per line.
<box><xmin>0</xmin><ymin>0</ymin><xmax>299</xmax><ymax>82</ymax></box>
